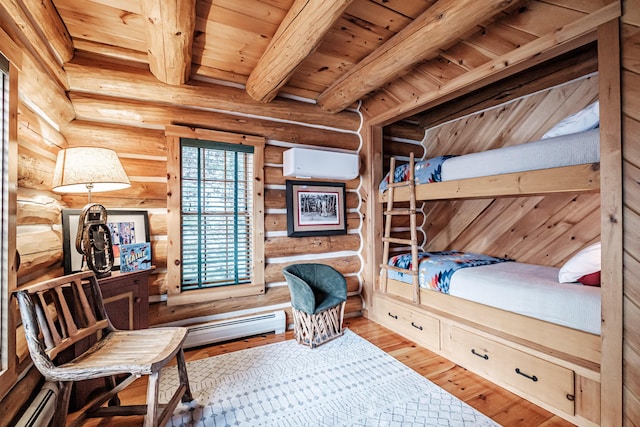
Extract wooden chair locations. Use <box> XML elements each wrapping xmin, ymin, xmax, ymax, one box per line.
<box><xmin>14</xmin><ymin>271</ymin><xmax>192</xmax><ymax>427</ymax></box>
<box><xmin>282</xmin><ymin>263</ymin><xmax>347</xmax><ymax>348</ymax></box>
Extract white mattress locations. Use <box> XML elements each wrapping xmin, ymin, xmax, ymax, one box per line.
<box><xmin>450</xmin><ymin>262</ymin><xmax>601</xmax><ymax>335</ymax></box>
<box><xmin>441</xmin><ymin>128</ymin><xmax>600</xmax><ymax>181</ymax></box>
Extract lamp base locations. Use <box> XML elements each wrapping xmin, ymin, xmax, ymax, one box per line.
<box><xmin>94</xmin><ymin>270</ymin><xmax>112</xmax><ymax>279</ymax></box>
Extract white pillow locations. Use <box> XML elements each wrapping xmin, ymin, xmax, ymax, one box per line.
<box><xmin>558</xmin><ymin>242</ymin><xmax>601</xmax><ymax>283</ymax></box>
<box><xmin>542</xmin><ymin>101</ymin><xmax>600</xmax><ymax>139</ymax></box>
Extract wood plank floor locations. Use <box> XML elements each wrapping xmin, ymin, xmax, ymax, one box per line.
<box><xmin>81</xmin><ymin>316</ymin><xmax>575</xmax><ymax>426</ymax></box>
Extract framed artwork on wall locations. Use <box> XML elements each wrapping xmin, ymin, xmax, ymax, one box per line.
<box><xmin>286</xmin><ymin>180</ymin><xmax>347</xmax><ymax>237</ymax></box>
<box><xmin>62</xmin><ymin>209</ymin><xmax>150</xmax><ymax>274</ymax></box>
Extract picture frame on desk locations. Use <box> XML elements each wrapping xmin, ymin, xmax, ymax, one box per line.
<box><xmin>62</xmin><ymin>209</ymin><xmax>150</xmax><ymax>274</ymax></box>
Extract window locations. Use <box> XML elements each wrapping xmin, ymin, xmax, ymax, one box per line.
<box><xmin>181</xmin><ymin>140</ymin><xmax>254</xmax><ymax>290</ymax></box>
<box><xmin>166</xmin><ymin>126</ymin><xmax>264</xmax><ymax>305</ymax></box>
<box><xmin>0</xmin><ymin>53</ymin><xmax>7</xmax><ymax>375</ymax></box>
<box><xmin>0</xmin><ymin>32</ymin><xmax>19</xmax><ymax>400</ymax></box>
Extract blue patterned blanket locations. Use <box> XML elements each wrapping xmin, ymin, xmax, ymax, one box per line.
<box><xmin>379</xmin><ymin>155</ymin><xmax>457</xmax><ymax>193</ymax></box>
<box><xmin>387</xmin><ymin>251</ymin><xmax>512</xmax><ymax>293</ymax></box>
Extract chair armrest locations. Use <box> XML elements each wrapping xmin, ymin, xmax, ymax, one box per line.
<box><xmin>282</xmin><ymin>270</ymin><xmax>316</xmax><ymax>314</ymax></box>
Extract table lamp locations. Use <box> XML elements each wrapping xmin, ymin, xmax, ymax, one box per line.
<box><xmin>52</xmin><ymin>147</ymin><xmax>131</xmax><ymax>277</ymax></box>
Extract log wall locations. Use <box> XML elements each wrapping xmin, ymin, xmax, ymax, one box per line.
<box><xmin>59</xmin><ymin>88</ymin><xmax>363</xmax><ymax>325</ymax></box>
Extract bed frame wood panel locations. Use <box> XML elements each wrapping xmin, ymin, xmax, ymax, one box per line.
<box><xmin>379</xmin><ymin>163</ymin><xmax>600</xmax><ymax>204</ymax></box>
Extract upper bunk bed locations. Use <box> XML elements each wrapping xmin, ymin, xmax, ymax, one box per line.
<box><xmin>378</xmin><ymin>101</ymin><xmax>601</xmax><ymax>203</ymax></box>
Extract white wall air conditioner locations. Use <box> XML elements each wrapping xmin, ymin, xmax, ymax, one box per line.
<box><xmin>283</xmin><ymin>148</ymin><xmax>359</xmax><ymax>180</ymax></box>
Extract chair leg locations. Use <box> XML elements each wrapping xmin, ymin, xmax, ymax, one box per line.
<box><xmin>176</xmin><ymin>348</ymin><xmax>193</xmax><ymax>402</ymax></box>
<box><xmin>53</xmin><ymin>381</ymin><xmax>72</xmax><ymax>427</ymax></box>
<box><xmin>144</xmin><ymin>371</ymin><xmax>160</xmax><ymax>427</ymax></box>
<box><xmin>105</xmin><ymin>375</ymin><xmax>121</xmax><ymax>406</ymax></box>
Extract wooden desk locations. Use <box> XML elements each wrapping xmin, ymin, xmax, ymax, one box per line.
<box><xmin>98</xmin><ymin>268</ymin><xmax>151</xmax><ymax>330</ymax></box>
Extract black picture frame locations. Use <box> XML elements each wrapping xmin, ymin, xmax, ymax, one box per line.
<box><xmin>62</xmin><ymin>208</ymin><xmax>150</xmax><ymax>274</ymax></box>
<box><xmin>286</xmin><ymin>180</ymin><xmax>347</xmax><ymax>237</ymax></box>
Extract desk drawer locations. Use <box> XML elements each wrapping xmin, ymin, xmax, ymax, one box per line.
<box><xmin>446</xmin><ymin>326</ymin><xmax>575</xmax><ymax>416</ymax></box>
<box><xmin>376</xmin><ymin>297</ymin><xmax>439</xmax><ymax>350</ymax></box>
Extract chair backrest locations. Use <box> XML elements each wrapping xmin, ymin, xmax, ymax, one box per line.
<box><xmin>282</xmin><ymin>264</ymin><xmax>347</xmax><ymax>313</ymax></box>
<box><xmin>14</xmin><ymin>271</ymin><xmax>112</xmax><ymax>378</ymax></box>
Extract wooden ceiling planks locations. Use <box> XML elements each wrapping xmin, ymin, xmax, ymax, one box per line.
<box><xmin>53</xmin><ymin>0</ymin><xmax>147</xmax><ymax>53</ymax></box>
<box><xmin>499</xmin><ymin>1</ymin><xmax>591</xmax><ymax>38</ymax></box>
<box><xmin>344</xmin><ymin>0</ymin><xmax>413</xmax><ymax>33</ymax></box>
<box><xmin>368</xmin><ymin>0</ymin><xmax>435</xmax><ymax>19</ymax></box>
<box><xmin>463</xmin><ymin>22</ymin><xmax>537</xmax><ymax>58</ymax></box>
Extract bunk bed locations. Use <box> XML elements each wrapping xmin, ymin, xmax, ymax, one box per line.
<box><xmin>374</xmin><ymin>103</ymin><xmax>603</xmax><ymax>426</ymax></box>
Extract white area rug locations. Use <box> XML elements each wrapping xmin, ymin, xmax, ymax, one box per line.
<box><xmin>160</xmin><ymin>329</ymin><xmax>500</xmax><ymax>426</ymax></box>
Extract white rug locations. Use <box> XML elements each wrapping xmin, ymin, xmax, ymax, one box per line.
<box><xmin>160</xmin><ymin>329</ymin><xmax>500</xmax><ymax>426</ymax></box>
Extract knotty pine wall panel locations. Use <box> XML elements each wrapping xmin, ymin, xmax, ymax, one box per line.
<box><xmin>621</xmin><ymin>5</ymin><xmax>640</xmax><ymax>423</ymax></box>
<box><xmin>418</xmin><ymin>75</ymin><xmax>600</xmax><ymax>266</ymax></box>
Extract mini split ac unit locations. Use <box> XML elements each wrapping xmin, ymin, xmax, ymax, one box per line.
<box><xmin>283</xmin><ymin>148</ymin><xmax>359</xmax><ymax>180</ymax></box>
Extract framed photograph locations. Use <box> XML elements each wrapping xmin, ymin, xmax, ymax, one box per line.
<box><xmin>62</xmin><ymin>209</ymin><xmax>150</xmax><ymax>274</ymax></box>
<box><xmin>286</xmin><ymin>180</ymin><xmax>347</xmax><ymax>237</ymax></box>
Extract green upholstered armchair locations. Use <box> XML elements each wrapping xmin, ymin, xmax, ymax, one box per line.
<box><xmin>282</xmin><ymin>263</ymin><xmax>348</xmax><ymax>348</ymax></box>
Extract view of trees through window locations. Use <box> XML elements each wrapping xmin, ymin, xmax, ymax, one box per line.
<box><xmin>180</xmin><ymin>140</ymin><xmax>254</xmax><ymax>290</ymax></box>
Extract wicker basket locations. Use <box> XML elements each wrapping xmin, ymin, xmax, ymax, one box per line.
<box><xmin>292</xmin><ymin>302</ymin><xmax>346</xmax><ymax>348</ymax></box>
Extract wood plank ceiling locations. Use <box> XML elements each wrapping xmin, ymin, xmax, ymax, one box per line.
<box><xmin>48</xmin><ymin>0</ymin><xmax>615</xmax><ymax>126</ymax></box>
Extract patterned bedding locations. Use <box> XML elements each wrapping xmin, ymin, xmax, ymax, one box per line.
<box><xmin>379</xmin><ymin>155</ymin><xmax>456</xmax><ymax>193</ymax></box>
<box><xmin>387</xmin><ymin>251</ymin><xmax>512</xmax><ymax>293</ymax></box>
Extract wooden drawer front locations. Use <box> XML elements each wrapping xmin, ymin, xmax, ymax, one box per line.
<box><xmin>376</xmin><ymin>298</ymin><xmax>439</xmax><ymax>350</ymax></box>
<box><xmin>447</xmin><ymin>326</ymin><xmax>575</xmax><ymax>416</ymax></box>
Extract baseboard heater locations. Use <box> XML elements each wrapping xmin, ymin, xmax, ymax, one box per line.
<box><xmin>176</xmin><ymin>311</ymin><xmax>287</xmax><ymax>349</ymax></box>
<box><xmin>15</xmin><ymin>381</ymin><xmax>58</xmax><ymax>427</ymax></box>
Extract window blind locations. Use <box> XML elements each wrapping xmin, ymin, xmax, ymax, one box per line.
<box><xmin>181</xmin><ymin>139</ymin><xmax>254</xmax><ymax>290</ymax></box>
<box><xmin>0</xmin><ymin>55</ymin><xmax>9</xmax><ymax>364</ymax></box>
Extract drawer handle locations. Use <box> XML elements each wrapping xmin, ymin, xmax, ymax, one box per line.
<box><xmin>388</xmin><ymin>312</ymin><xmax>398</xmax><ymax>319</ymax></box>
<box><xmin>411</xmin><ymin>322</ymin><xmax>423</xmax><ymax>331</ymax></box>
<box><xmin>471</xmin><ymin>349</ymin><xmax>489</xmax><ymax>360</ymax></box>
<box><xmin>515</xmin><ymin>368</ymin><xmax>538</xmax><ymax>382</ymax></box>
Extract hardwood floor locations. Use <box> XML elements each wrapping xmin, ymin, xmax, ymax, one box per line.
<box><xmin>80</xmin><ymin>316</ymin><xmax>575</xmax><ymax>426</ymax></box>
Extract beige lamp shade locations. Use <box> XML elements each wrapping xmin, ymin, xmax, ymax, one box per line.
<box><xmin>52</xmin><ymin>147</ymin><xmax>131</xmax><ymax>194</ymax></box>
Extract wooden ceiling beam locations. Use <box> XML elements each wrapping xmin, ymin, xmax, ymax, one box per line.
<box><xmin>21</xmin><ymin>0</ymin><xmax>74</xmax><ymax>64</ymax></box>
<box><xmin>140</xmin><ymin>0</ymin><xmax>195</xmax><ymax>85</ymax></box>
<box><xmin>64</xmin><ymin>53</ymin><xmax>360</xmax><ymax>131</ymax></box>
<box><xmin>245</xmin><ymin>0</ymin><xmax>354</xmax><ymax>103</ymax></box>
<box><xmin>317</xmin><ymin>0</ymin><xmax>524</xmax><ymax>113</ymax></box>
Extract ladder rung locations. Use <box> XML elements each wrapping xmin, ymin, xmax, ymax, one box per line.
<box><xmin>383</xmin><ymin>237</ymin><xmax>416</xmax><ymax>245</ymax></box>
<box><xmin>380</xmin><ymin>264</ymin><xmax>418</xmax><ymax>275</ymax></box>
<box><xmin>387</xmin><ymin>181</ymin><xmax>413</xmax><ymax>188</ymax></box>
<box><xmin>384</xmin><ymin>209</ymin><xmax>415</xmax><ymax>216</ymax></box>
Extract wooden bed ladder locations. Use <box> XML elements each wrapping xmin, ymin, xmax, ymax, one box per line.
<box><xmin>380</xmin><ymin>153</ymin><xmax>421</xmax><ymax>304</ymax></box>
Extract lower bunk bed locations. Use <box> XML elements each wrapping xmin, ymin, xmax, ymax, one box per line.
<box><xmin>373</xmin><ymin>250</ymin><xmax>602</xmax><ymax>426</ymax></box>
